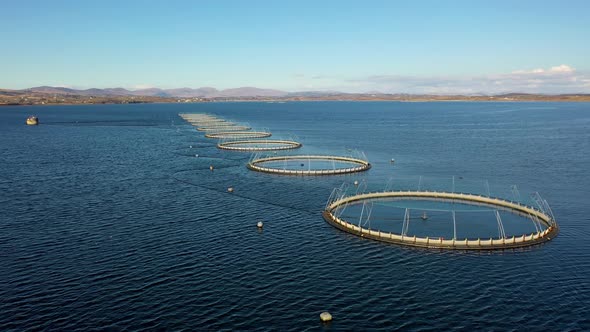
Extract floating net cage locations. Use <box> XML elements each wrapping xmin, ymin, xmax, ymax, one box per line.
<box><xmin>247</xmin><ymin>150</ymin><xmax>371</xmax><ymax>176</ymax></box>
<box><xmin>179</xmin><ymin>113</ymin><xmax>223</xmax><ymax>123</ymax></box>
<box><xmin>179</xmin><ymin>113</ymin><xmax>255</xmax><ymax>134</ymax></box>
<box><xmin>178</xmin><ymin>113</ymin><xmax>217</xmax><ymax>120</ymax></box>
<box><xmin>179</xmin><ymin>113</ymin><xmax>234</xmax><ymax>127</ymax></box>
<box><xmin>323</xmin><ymin>176</ymin><xmax>558</xmax><ymax>250</ymax></box>
<box><xmin>191</xmin><ymin>120</ymin><xmax>232</xmax><ymax>127</ymax></box>
<box><xmin>217</xmin><ymin>134</ymin><xmax>302</xmax><ymax>152</ymax></box>
<box><xmin>190</xmin><ymin>120</ymin><xmax>235</xmax><ymax>127</ymax></box>
<box><xmin>196</xmin><ymin>125</ymin><xmax>252</xmax><ymax>132</ymax></box>
<box><xmin>205</xmin><ymin>130</ymin><xmax>272</xmax><ymax>139</ymax></box>
<box><xmin>218</xmin><ymin>139</ymin><xmax>302</xmax><ymax>151</ymax></box>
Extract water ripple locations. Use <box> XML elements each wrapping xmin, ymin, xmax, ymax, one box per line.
<box><xmin>1</xmin><ymin>103</ymin><xmax>589</xmax><ymax>331</ymax></box>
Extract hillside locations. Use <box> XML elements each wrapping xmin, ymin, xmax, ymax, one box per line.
<box><xmin>2</xmin><ymin>86</ymin><xmax>590</xmax><ymax>106</ymax></box>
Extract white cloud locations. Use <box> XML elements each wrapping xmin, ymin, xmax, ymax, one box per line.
<box><xmin>337</xmin><ymin>64</ymin><xmax>589</xmax><ymax>94</ymax></box>
<box><xmin>550</xmin><ymin>64</ymin><xmax>574</xmax><ymax>73</ymax></box>
<box><xmin>511</xmin><ymin>65</ymin><xmax>574</xmax><ymax>75</ymax></box>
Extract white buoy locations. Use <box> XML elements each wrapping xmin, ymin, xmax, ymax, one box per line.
<box><xmin>195</xmin><ymin>154</ymin><xmax>199</xmax><ymax>157</ymax></box>
<box><xmin>227</xmin><ymin>187</ymin><xmax>234</xmax><ymax>193</ymax></box>
<box><xmin>320</xmin><ymin>312</ymin><xmax>332</xmax><ymax>322</ymax></box>
<box><xmin>353</xmin><ymin>180</ymin><xmax>359</xmax><ymax>186</ymax></box>
<box><xmin>189</xmin><ymin>145</ymin><xmax>193</xmax><ymax>148</ymax></box>
<box><xmin>390</xmin><ymin>158</ymin><xmax>395</xmax><ymax>163</ymax></box>
<box><xmin>257</xmin><ymin>221</ymin><xmax>263</xmax><ymax>228</ymax></box>
<box><xmin>210</xmin><ymin>165</ymin><xmax>214</xmax><ymax>171</ymax></box>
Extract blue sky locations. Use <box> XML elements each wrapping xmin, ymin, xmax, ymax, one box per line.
<box><xmin>1</xmin><ymin>0</ymin><xmax>589</xmax><ymax>93</ymax></box>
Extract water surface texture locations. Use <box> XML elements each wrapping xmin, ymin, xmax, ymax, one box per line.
<box><xmin>1</xmin><ymin>102</ymin><xmax>589</xmax><ymax>331</ymax></box>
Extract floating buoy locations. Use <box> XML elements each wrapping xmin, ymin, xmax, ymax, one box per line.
<box><xmin>353</xmin><ymin>180</ymin><xmax>359</xmax><ymax>186</ymax></box>
<box><xmin>195</xmin><ymin>154</ymin><xmax>199</xmax><ymax>157</ymax></box>
<box><xmin>189</xmin><ymin>145</ymin><xmax>193</xmax><ymax>148</ymax></box>
<box><xmin>227</xmin><ymin>187</ymin><xmax>234</xmax><ymax>193</ymax></box>
<box><xmin>257</xmin><ymin>221</ymin><xmax>264</xmax><ymax>228</ymax></box>
<box><xmin>26</xmin><ymin>116</ymin><xmax>39</xmax><ymax>126</ymax></box>
<box><xmin>320</xmin><ymin>312</ymin><xmax>332</xmax><ymax>322</ymax></box>
<box><xmin>390</xmin><ymin>158</ymin><xmax>395</xmax><ymax>163</ymax></box>
<box><xmin>210</xmin><ymin>165</ymin><xmax>214</xmax><ymax>171</ymax></box>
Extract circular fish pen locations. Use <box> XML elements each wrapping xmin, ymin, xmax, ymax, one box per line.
<box><xmin>190</xmin><ymin>119</ymin><xmax>233</xmax><ymax>124</ymax></box>
<box><xmin>179</xmin><ymin>114</ymin><xmax>223</xmax><ymax>122</ymax></box>
<box><xmin>179</xmin><ymin>113</ymin><xmax>231</xmax><ymax>126</ymax></box>
<box><xmin>197</xmin><ymin>125</ymin><xmax>252</xmax><ymax>132</ymax></box>
<box><xmin>190</xmin><ymin>120</ymin><xmax>232</xmax><ymax>126</ymax></box>
<box><xmin>218</xmin><ymin>139</ymin><xmax>302</xmax><ymax>151</ymax></box>
<box><xmin>323</xmin><ymin>187</ymin><xmax>558</xmax><ymax>250</ymax></box>
<box><xmin>247</xmin><ymin>155</ymin><xmax>371</xmax><ymax>175</ymax></box>
<box><xmin>205</xmin><ymin>131</ymin><xmax>272</xmax><ymax>139</ymax></box>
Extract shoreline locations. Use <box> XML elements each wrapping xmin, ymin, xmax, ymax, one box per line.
<box><xmin>3</xmin><ymin>98</ymin><xmax>590</xmax><ymax>107</ymax></box>
<box><xmin>3</xmin><ymin>89</ymin><xmax>590</xmax><ymax>106</ymax></box>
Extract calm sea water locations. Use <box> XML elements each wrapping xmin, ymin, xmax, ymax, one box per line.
<box><xmin>1</xmin><ymin>102</ymin><xmax>589</xmax><ymax>331</ymax></box>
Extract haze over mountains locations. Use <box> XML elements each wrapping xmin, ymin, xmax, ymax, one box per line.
<box><xmin>17</xmin><ymin>86</ymin><xmax>289</xmax><ymax>98</ymax></box>
<box><xmin>3</xmin><ymin>86</ymin><xmax>590</xmax><ymax>106</ymax></box>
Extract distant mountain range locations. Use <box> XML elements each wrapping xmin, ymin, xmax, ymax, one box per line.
<box><xmin>2</xmin><ymin>86</ymin><xmax>590</xmax><ymax>106</ymax></box>
<box><xmin>16</xmin><ymin>86</ymin><xmax>289</xmax><ymax>98</ymax></box>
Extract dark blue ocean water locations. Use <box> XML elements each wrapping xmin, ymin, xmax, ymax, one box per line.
<box><xmin>1</xmin><ymin>102</ymin><xmax>589</xmax><ymax>331</ymax></box>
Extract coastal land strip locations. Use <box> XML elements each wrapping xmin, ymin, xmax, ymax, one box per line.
<box><xmin>2</xmin><ymin>88</ymin><xmax>590</xmax><ymax>106</ymax></box>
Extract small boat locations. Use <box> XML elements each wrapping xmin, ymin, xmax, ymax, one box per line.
<box><xmin>26</xmin><ymin>116</ymin><xmax>39</xmax><ymax>126</ymax></box>
<box><xmin>421</xmin><ymin>212</ymin><xmax>428</xmax><ymax>220</ymax></box>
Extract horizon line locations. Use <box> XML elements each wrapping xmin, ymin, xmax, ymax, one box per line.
<box><xmin>3</xmin><ymin>85</ymin><xmax>590</xmax><ymax>96</ymax></box>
